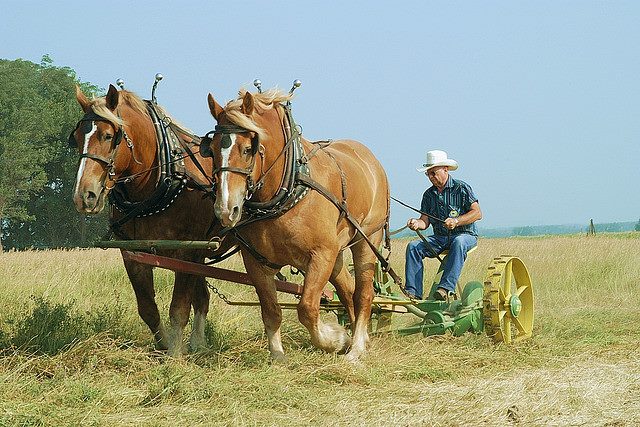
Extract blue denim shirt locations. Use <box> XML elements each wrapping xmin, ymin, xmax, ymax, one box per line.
<box><xmin>420</xmin><ymin>177</ymin><xmax>478</xmax><ymax>236</ymax></box>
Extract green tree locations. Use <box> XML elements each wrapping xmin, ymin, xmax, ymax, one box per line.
<box><xmin>635</xmin><ymin>218</ymin><xmax>640</xmax><ymax>232</ymax></box>
<box><xmin>0</xmin><ymin>56</ymin><xmax>106</xmax><ymax>250</ymax></box>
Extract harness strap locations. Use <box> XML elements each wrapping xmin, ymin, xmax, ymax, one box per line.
<box><xmin>298</xmin><ymin>139</ymin><xmax>332</xmax><ymax>164</ymax></box>
<box><xmin>173</xmin><ymin>130</ymin><xmax>215</xmax><ymax>189</ymax></box>
<box><xmin>203</xmin><ymin>244</ymin><xmax>242</xmax><ymax>265</ymax></box>
<box><xmin>323</xmin><ymin>149</ymin><xmax>348</xmax><ymax>214</ymax></box>
<box><xmin>230</xmin><ymin>229</ymin><xmax>283</xmax><ymax>270</ymax></box>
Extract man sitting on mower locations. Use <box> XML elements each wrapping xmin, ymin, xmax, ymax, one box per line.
<box><xmin>405</xmin><ymin>150</ymin><xmax>482</xmax><ymax>301</ymax></box>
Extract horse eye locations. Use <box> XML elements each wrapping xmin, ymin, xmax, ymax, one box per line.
<box><xmin>243</xmin><ymin>147</ymin><xmax>252</xmax><ymax>155</ymax></box>
<box><xmin>105</xmin><ymin>134</ymin><xmax>113</xmax><ymax>141</ymax></box>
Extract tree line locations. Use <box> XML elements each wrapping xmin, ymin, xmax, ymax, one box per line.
<box><xmin>0</xmin><ymin>56</ymin><xmax>108</xmax><ymax>251</ymax></box>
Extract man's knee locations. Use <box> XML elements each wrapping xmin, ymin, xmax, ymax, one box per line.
<box><xmin>406</xmin><ymin>240</ymin><xmax>423</xmax><ymax>256</ymax></box>
<box><xmin>450</xmin><ymin>235</ymin><xmax>476</xmax><ymax>253</ymax></box>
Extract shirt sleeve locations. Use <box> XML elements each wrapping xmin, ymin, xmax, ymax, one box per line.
<box><xmin>420</xmin><ymin>190</ymin><xmax>431</xmax><ymax>215</ymax></box>
<box><xmin>462</xmin><ymin>182</ymin><xmax>478</xmax><ymax>211</ymax></box>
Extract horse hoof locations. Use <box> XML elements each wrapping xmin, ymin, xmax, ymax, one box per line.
<box><xmin>155</xmin><ymin>343</ymin><xmax>169</xmax><ymax>352</ymax></box>
<box><xmin>270</xmin><ymin>352</ymin><xmax>288</xmax><ymax>365</ymax></box>
<box><xmin>318</xmin><ymin>323</ymin><xmax>352</xmax><ymax>354</ymax></box>
<box><xmin>189</xmin><ymin>338</ymin><xmax>208</xmax><ymax>353</ymax></box>
<box><xmin>344</xmin><ymin>351</ymin><xmax>363</xmax><ymax>364</ymax></box>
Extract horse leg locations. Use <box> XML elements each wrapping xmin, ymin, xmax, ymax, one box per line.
<box><xmin>168</xmin><ymin>272</ymin><xmax>196</xmax><ymax>357</ymax></box>
<box><xmin>243</xmin><ymin>256</ymin><xmax>286</xmax><ymax>362</ymax></box>
<box><xmin>189</xmin><ymin>275</ymin><xmax>210</xmax><ymax>352</ymax></box>
<box><xmin>298</xmin><ymin>250</ymin><xmax>351</xmax><ymax>354</ymax></box>
<box><xmin>122</xmin><ymin>257</ymin><xmax>168</xmax><ymax>350</ymax></box>
<box><xmin>329</xmin><ymin>251</ymin><xmax>356</xmax><ymax>328</ymax></box>
<box><xmin>345</xmin><ymin>230</ymin><xmax>383</xmax><ymax>362</ymax></box>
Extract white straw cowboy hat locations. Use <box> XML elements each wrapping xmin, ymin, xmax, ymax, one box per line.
<box><xmin>416</xmin><ymin>150</ymin><xmax>459</xmax><ymax>173</ymax></box>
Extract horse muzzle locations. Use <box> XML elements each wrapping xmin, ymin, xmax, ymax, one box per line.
<box><xmin>74</xmin><ymin>187</ymin><xmax>107</xmax><ymax>214</ymax></box>
<box><xmin>214</xmin><ymin>202</ymin><xmax>242</xmax><ymax>227</ymax></box>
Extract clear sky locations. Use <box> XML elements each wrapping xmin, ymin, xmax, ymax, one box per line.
<box><xmin>3</xmin><ymin>1</ymin><xmax>639</xmax><ymax>229</ymax></box>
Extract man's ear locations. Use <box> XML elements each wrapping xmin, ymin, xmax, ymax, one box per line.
<box><xmin>105</xmin><ymin>84</ymin><xmax>119</xmax><ymax>111</ymax></box>
<box><xmin>207</xmin><ymin>93</ymin><xmax>224</xmax><ymax>121</ymax></box>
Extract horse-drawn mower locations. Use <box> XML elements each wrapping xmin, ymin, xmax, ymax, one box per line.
<box><xmin>363</xmin><ymin>249</ymin><xmax>534</xmax><ymax>343</ymax></box>
<box><xmin>101</xmin><ymin>235</ymin><xmax>535</xmax><ymax>345</ymax></box>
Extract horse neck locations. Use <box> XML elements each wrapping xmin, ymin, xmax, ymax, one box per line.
<box><xmin>253</xmin><ymin>109</ymin><xmax>289</xmax><ymax>201</ymax></box>
<box><xmin>119</xmin><ymin>107</ymin><xmax>160</xmax><ymax>201</ymax></box>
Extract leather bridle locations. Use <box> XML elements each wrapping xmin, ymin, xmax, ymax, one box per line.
<box><xmin>203</xmin><ymin>123</ymin><xmax>264</xmax><ymax>200</ymax></box>
<box><xmin>69</xmin><ymin>110</ymin><xmax>135</xmax><ymax>190</ymax></box>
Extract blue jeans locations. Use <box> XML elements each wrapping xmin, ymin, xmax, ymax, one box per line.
<box><xmin>405</xmin><ymin>233</ymin><xmax>477</xmax><ymax>297</ymax></box>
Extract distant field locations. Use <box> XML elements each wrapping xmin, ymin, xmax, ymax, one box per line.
<box><xmin>0</xmin><ymin>233</ymin><xmax>639</xmax><ymax>426</ymax></box>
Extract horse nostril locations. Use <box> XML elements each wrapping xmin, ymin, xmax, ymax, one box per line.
<box><xmin>86</xmin><ymin>191</ymin><xmax>97</xmax><ymax>202</ymax></box>
<box><xmin>231</xmin><ymin>206</ymin><xmax>240</xmax><ymax>221</ymax></box>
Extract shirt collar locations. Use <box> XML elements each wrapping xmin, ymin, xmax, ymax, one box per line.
<box><xmin>429</xmin><ymin>176</ymin><xmax>454</xmax><ymax>194</ymax></box>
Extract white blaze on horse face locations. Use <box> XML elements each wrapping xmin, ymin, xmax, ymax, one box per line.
<box><xmin>73</xmin><ymin>122</ymin><xmax>98</xmax><ymax>196</ymax></box>
<box><xmin>219</xmin><ymin>134</ymin><xmax>237</xmax><ymax>209</ymax></box>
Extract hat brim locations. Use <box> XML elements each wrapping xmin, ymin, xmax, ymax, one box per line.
<box><xmin>416</xmin><ymin>160</ymin><xmax>458</xmax><ymax>173</ymax></box>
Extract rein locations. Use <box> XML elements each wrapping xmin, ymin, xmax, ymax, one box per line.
<box><xmin>390</xmin><ymin>196</ymin><xmax>447</xmax><ymax>223</ymax></box>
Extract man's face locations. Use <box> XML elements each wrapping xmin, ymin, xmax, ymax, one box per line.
<box><xmin>426</xmin><ymin>166</ymin><xmax>449</xmax><ymax>188</ymax></box>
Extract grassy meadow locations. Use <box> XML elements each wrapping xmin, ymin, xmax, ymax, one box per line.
<box><xmin>0</xmin><ymin>233</ymin><xmax>639</xmax><ymax>426</ymax></box>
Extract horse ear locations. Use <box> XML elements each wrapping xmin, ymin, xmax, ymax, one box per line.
<box><xmin>241</xmin><ymin>91</ymin><xmax>254</xmax><ymax>115</ymax></box>
<box><xmin>105</xmin><ymin>84</ymin><xmax>119</xmax><ymax>111</ymax></box>
<box><xmin>75</xmin><ymin>85</ymin><xmax>91</xmax><ymax>113</ymax></box>
<box><xmin>207</xmin><ymin>93</ymin><xmax>224</xmax><ymax>121</ymax></box>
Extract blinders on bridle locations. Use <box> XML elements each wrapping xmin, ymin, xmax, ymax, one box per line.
<box><xmin>68</xmin><ymin>111</ymin><xmax>123</xmax><ymax>150</ymax></box>
<box><xmin>200</xmin><ymin>124</ymin><xmax>259</xmax><ymax>159</ymax></box>
<box><xmin>204</xmin><ymin>123</ymin><xmax>262</xmax><ymax>198</ymax></box>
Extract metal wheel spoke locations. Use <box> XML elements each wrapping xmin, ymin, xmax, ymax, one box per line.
<box><xmin>504</xmin><ymin>262</ymin><xmax>513</xmax><ymax>291</ymax></box>
<box><xmin>512</xmin><ymin>316</ymin><xmax>527</xmax><ymax>334</ymax></box>
<box><xmin>499</xmin><ymin>310</ymin><xmax>507</xmax><ymax>320</ymax></box>
<box><xmin>503</xmin><ymin>317</ymin><xmax>512</xmax><ymax>344</ymax></box>
<box><xmin>498</xmin><ymin>286</ymin><xmax>507</xmax><ymax>303</ymax></box>
<box><xmin>515</xmin><ymin>285</ymin><xmax>528</xmax><ymax>297</ymax></box>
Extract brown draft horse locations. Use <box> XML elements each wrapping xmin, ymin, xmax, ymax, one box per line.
<box><xmin>205</xmin><ymin>88</ymin><xmax>390</xmax><ymax>362</ymax></box>
<box><xmin>71</xmin><ymin>84</ymin><xmax>226</xmax><ymax>356</ymax></box>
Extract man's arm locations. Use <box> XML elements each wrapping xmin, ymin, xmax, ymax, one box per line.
<box><xmin>444</xmin><ymin>201</ymin><xmax>482</xmax><ymax>230</ymax></box>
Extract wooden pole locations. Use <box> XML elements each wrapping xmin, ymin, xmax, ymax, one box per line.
<box><xmin>98</xmin><ymin>240</ymin><xmax>221</xmax><ymax>251</ymax></box>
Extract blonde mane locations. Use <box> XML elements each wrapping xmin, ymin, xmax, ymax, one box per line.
<box><xmin>89</xmin><ymin>90</ymin><xmax>147</xmax><ymax>126</ymax></box>
<box><xmin>88</xmin><ymin>90</ymin><xmax>193</xmax><ymax>134</ymax></box>
<box><xmin>224</xmin><ymin>88</ymin><xmax>293</xmax><ymax>141</ymax></box>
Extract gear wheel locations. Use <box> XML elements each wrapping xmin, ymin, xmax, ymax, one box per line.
<box><xmin>483</xmin><ymin>256</ymin><xmax>534</xmax><ymax>343</ymax></box>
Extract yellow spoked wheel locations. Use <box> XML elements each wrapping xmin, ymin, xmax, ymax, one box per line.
<box><xmin>483</xmin><ymin>256</ymin><xmax>534</xmax><ymax>343</ymax></box>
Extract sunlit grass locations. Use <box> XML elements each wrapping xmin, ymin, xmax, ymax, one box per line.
<box><xmin>0</xmin><ymin>233</ymin><xmax>639</xmax><ymax>425</ymax></box>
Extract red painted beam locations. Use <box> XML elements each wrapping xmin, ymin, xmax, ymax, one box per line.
<box><xmin>121</xmin><ymin>250</ymin><xmax>304</xmax><ymax>295</ymax></box>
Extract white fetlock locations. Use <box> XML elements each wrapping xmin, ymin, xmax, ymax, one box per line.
<box><xmin>314</xmin><ymin>323</ymin><xmax>352</xmax><ymax>353</ymax></box>
<box><xmin>189</xmin><ymin>312</ymin><xmax>208</xmax><ymax>351</ymax></box>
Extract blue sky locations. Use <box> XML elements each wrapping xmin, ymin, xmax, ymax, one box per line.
<box><xmin>3</xmin><ymin>1</ymin><xmax>639</xmax><ymax>228</ymax></box>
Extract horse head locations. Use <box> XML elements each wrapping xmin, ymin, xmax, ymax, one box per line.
<box><xmin>205</xmin><ymin>90</ymin><xmax>280</xmax><ymax>227</ymax></box>
<box><xmin>70</xmin><ymin>84</ymin><xmax>153</xmax><ymax>214</ymax></box>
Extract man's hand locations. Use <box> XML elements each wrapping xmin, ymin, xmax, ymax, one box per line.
<box><xmin>444</xmin><ymin>218</ymin><xmax>459</xmax><ymax>230</ymax></box>
<box><xmin>407</xmin><ymin>218</ymin><xmax>421</xmax><ymax>231</ymax></box>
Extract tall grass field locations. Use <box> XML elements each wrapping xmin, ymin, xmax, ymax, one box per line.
<box><xmin>1</xmin><ymin>233</ymin><xmax>639</xmax><ymax>426</ymax></box>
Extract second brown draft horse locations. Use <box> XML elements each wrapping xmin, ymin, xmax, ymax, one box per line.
<box><xmin>70</xmin><ymin>84</ymin><xmax>231</xmax><ymax>356</ymax></box>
